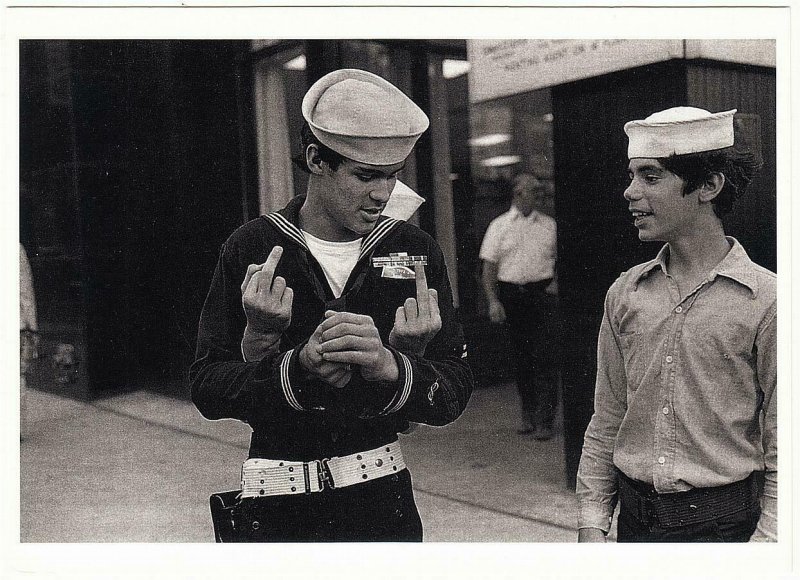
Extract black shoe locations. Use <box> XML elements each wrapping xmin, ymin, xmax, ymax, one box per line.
<box><xmin>516</xmin><ymin>426</ymin><xmax>537</xmax><ymax>435</ymax></box>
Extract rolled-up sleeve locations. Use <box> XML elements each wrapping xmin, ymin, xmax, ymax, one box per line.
<box><xmin>576</xmin><ymin>287</ymin><xmax>628</xmax><ymax>533</ymax></box>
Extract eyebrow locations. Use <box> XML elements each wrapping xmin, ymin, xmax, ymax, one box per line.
<box><xmin>354</xmin><ymin>164</ymin><xmax>406</xmax><ymax>177</ymax></box>
<box><xmin>628</xmin><ymin>163</ymin><xmax>665</xmax><ymax>174</ymax></box>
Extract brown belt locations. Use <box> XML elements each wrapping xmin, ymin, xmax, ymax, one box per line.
<box><xmin>617</xmin><ymin>470</ymin><xmax>759</xmax><ymax>528</ymax></box>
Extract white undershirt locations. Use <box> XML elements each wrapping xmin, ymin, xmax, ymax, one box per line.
<box><xmin>302</xmin><ymin>230</ymin><xmax>362</xmax><ymax>298</ymax></box>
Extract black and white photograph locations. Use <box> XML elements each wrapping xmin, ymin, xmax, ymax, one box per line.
<box><xmin>4</xmin><ymin>3</ymin><xmax>795</xmax><ymax>579</ymax></box>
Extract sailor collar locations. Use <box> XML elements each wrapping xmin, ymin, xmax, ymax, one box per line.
<box><xmin>263</xmin><ymin>195</ymin><xmax>403</xmax><ymax>263</ymax></box>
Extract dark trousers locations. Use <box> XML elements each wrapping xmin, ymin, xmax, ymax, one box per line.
<box><xmin>214</xmin><ymin>469</ymin><xmax>423</xmax><ymax>542</ymax></box>
<box><xmin>617</xmin><ymin>472</ymin><xmax>760</xmax><ymax>543</ymax></box>
<box><xmin>497</xmin><ymin>281</ymin><xmax>559</xmax><ymax>428</ymax></box>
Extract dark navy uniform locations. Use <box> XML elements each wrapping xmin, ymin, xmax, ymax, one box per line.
<box><xmin>191</xmin><ymin>195</ymin><xmax>473</xmax><ymax>541</ymax></box>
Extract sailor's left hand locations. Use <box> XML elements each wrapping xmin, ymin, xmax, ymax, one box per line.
<box><xmin>389</xmin><ymin>264</ymin><xmax>442</xmax><ymax>356</ymax></box>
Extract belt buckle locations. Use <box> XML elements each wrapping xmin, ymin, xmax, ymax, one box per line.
<box><xmin>316</xmin><ymin>458</ymin><xmax>335</xmax><ymax>491</ymax></box>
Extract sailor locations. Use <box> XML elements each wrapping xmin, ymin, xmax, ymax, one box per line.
<box><xmin>191</xmin><ymin>69</ymin><xmax>473</xmax><ymax>541</ymax></box>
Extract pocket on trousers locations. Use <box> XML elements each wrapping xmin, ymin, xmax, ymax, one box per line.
<box><xmin>362</xmin><ymin>470</ymin><xmax>423</xmax><ymax>541</ymax></box>
<box><xmin>710</xmin><ymin>506</ymin><xmax>760</xmax><ymax>542</ymax></box>
<box><xmin>234</xmin><ymin>494</ymin><xmax>317</xmax><ymax>542</ymax></box>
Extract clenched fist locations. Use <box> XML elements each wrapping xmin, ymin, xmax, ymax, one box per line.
<box><xmin>317</xmin><ymin>311</ymin><xmax>399</xmax><ymax>383</ymax></box>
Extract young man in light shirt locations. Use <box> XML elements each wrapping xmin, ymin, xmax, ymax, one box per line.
<box><xmin>577</xmin><ymin>107</ymin><xmax>776</xmax><ymax>542</ymax></box>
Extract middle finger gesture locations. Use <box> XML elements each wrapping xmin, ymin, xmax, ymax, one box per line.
<box><xmin>388</xmin><ymin>264</ymin><xmax>442</xmax><ymax>356</ymax></box>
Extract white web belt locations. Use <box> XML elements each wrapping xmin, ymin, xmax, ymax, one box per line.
<box><xmin>240</xmin><ymin>442</ymin><xmax>406</xmax><ymax>498</ymax></box>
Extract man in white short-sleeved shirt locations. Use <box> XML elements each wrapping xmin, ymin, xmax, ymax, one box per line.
<box><xmin>480</xmin><ymin>173</ymin><xmax>559</xmax><ymax>440</ymax></box>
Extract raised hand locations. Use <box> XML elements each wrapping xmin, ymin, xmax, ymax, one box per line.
<box><xmin>317</xmin><ymin>311</ymin><xmax>399</xmax><ymax>383</ymax></box>
<box><xmin>388</xmin><ymin>264</ymin><xmax>442</xmax><ymax>356</ymax></box>
<box><xmin>241</xmin><ymin>246</ymin><xmax>293</xmax><ymax>361</ymax></box>
<box><xmin>241</xmin><ymin>246</ymin><xmax>293</xmax><ymax>334</ymax></box>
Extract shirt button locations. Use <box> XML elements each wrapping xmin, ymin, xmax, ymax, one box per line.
<box><xmin>665</xmin><ymin>355</ymin><xmax>673</xmax><ymax>363</ymax></box>
<box><xmin>658</xmin><ymin>456</ymin><xmax>666</xmax><ymax>464</ymax></box>
<box><xmin>662</xmin><ymin>406</ymin><xmax>669</xmax><ymax>415</ymax></box>
<box><xmin>675</xmin><ymin>306</ymin><xmax>683</xmax><ymax>313</ymax></box>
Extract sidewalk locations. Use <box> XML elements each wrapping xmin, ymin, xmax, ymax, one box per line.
<box><xmin>20</xmin><ymin>381</ymin><xmax>578</xmax><ymax>543</ymax></box>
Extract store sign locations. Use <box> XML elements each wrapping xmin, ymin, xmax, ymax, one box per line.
<box><xmin>468</xmin><ymin>39</ymin><xmax>683</xmax><ymax>102</ymax></box>
<box><xmin>685</xmin><ymin>39</ymin><xmax>775</xmax><ymax>68</ymax></box>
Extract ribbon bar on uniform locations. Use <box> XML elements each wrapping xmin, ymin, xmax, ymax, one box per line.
<box><xmin>372</xmin><ymin>255</ymin><xmax>428</xmax><ymax>268</ymax></box>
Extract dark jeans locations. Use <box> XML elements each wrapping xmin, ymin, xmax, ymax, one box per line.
<box><xmin>497</xmin><ymin>281</ymin><xmax>559</xmax><ymax>428</ymax></box>
<box><xmin>617</xmin><ymin>480</ymin><xmax>760</xmax><ymax>542</ymax></box>
<box><xmin>220</xmin><ymin>469</ymin><xmax>423</xmax><ymax>542</ymax></box>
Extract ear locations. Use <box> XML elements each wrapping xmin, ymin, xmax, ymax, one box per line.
<box><xmin>305</xmin><ymin>144</ymin><xmax>325</xmax><ymax>175</ymax></box>
<box><xmin>697</xmin><ymin>172</ymin><xmax>725</xmax><ymax>203</ymax></box>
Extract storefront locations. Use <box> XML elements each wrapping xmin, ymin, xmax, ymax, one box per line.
<box><xmin>239</xmin><ymin>39</ymin><xmax>775</xmax><ymax>484</ymax></box>
<box><xmin>466</xmin><ymin>39</ymin><xmax>776</xmax><ymax>484</ymax></box>
<box><xmin>20</xmin><ymin>38</ymin><xmax>775</xmax><ymax>485</ymax></box>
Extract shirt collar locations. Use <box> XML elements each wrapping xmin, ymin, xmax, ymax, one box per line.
<box><xmin>633</xmin><ymin>236</ymin><xmax>759</xmax><ymax>297</ymax></box>
<box><xmin>634</xmin><ymin>244</ymin><xmax>670</xmax><ymax>284</ymax></box>
<box><xmin>510</xmin><ymin>206</ymin><xmax>538</xmax><ymax>221</ymax></box>
<box><xmin>708</xmin><ymin>237</ymin><xmax>760</xmax><ymax>297</ymax></box>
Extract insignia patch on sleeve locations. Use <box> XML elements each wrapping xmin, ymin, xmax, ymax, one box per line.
<box><xmin>427</xmin><ymin>380</ymin><xmax>440</xmax><ymax>404</ymax></box>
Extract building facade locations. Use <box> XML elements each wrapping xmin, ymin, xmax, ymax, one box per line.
<box><xmin>20</xmin><ymin>39</ymin><xmax>775</xmax><ymax>484</ymax></box>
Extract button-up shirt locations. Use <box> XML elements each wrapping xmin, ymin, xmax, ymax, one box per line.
<box><xmin>479</xmin><ymin>207</ymin><xmax>556</xmax><ymax>284</ymax></box>
<box><xmin>577</xmin><ymin>237</ymin><xmax>777</xmax><ymax>541</ymax></box>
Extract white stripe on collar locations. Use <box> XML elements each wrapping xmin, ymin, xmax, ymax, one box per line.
<box><xmin>265</xmin><ymin>212</ymin><xmax>401</xmax><ymax>261</ymax></box>
<box><xmin>359</xmin><ymin>218</ymin><xmax>401</xmax><ymax>260</ymax></box>
<box><xmin>264</xmin><ymin>213</ymin><xmax>309</xmax><ymax>251</ymax></box>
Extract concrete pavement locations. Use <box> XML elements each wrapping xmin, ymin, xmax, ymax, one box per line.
<box><xmin>20</xmin><ymin>381</ymin><xmax>578</xmax><ymax>543</ymax></box>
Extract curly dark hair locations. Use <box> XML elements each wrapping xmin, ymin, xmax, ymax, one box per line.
<box><xmin>659</xmin><ymin>147</ymin><xmax>762</xmax><ymax>218</ymax></box>
<box><xmin>291</xmin><ymin>122</ymin><xmax>346</xmax><ymax>174</ymax></box>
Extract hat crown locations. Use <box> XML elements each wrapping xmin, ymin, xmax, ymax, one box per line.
<box><xmin>624</xmin><ymin>107</ymin><xmax>736</xmax><ymax>158</ymax></box>
<box><xmin>301</xmin><ymin>69</ymin><xmax>429</xmax><ymax>165</ymax></box>
<box><xmin>313</xmin><ymin>78</ymin><xmax>417</xmax><ymax>137</ymax></box>
<box><xmin>644</xmin><ymin>106</ymin><xmax>717</xmax><ymax>124</ymax></box>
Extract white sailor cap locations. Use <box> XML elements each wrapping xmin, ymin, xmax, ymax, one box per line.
<box><xmin>302</xmin><ymin>69</ymin><xmax>430</xmax><ymax>165</ymax></box>
<box><xmin>624</xmin><ymin>107</ymin><xmax>737</xmax><ymax>159</ymax></box>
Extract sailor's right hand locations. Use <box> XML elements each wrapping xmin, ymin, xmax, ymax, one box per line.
<box><xmin>299</xmin><ymin>324</ymin><xmax>353</xmax><ymax>389</ymax></box>
<box><xmin>241</xmin><ymin>246</ymin><xmax>293</xmax><ymax>335</ymax></box>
